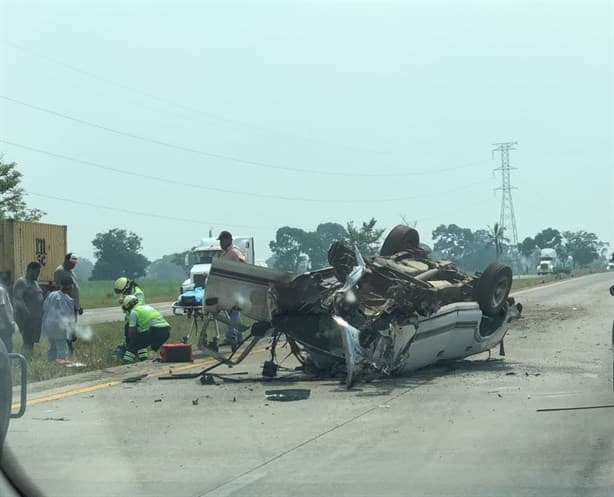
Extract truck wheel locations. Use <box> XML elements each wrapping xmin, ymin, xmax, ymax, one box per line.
<box><xmin>0</xmin><ymin>339</ymin><xmax>11</xmax><ymax>450</ymax></box>
<box><xmin>475</xmin><ymin>263</ymin><xmax>513</xmax><ymax>316</ymax></box>
<box><xmin>380</xmin><ymin>225</ymin><xmax>420</xmax><ymax>256</ymax></box>
<box><xmin>609</xmin><ymin>285</ymin><xmax>614</xmax><ymax>297</ymax></box>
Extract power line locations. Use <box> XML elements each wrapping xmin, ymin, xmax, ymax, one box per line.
<box><xmin>1</xmin><ymin>38</ymin><xmax>388</xmax><ymax>157</ymax></box>
<box><xmin>0</xmin><ymin>139</ymin><xmax>493</xmax><ymax>203</ymax></box>
<box><xmin>26</xmin><ymin>191</ymin><xmax>266</xmax><ymax>230</ymax></box>
<box><xmin>0</xmin><ymin>95</ymin><xmax>488</xmax><ymax>178</ymax></box>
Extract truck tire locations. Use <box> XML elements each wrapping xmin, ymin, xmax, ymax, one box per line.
<box><xmin>380</xmin><ymin>225</ymin><xmax>420</xmax><ymax>256</ymax></box>
<box><xmin>0</xmin><ymin>339</ymin><xmax>11</xmax><ymax>450</ymax></box>
<box><xmin>475</xmin><ymin>263</ymin><xmax>513</xmax><ymax>316</ymax></box>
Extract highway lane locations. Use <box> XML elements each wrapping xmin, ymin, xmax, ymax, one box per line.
<box><xmin>81</xmin><ymin>301</ymin><xmax>176</xmax><ymax>325</ymax></box>
<box><xmin>3</xmin><ymin>272</ymin><xmax>613</xmax><ymax>497</ymax></box>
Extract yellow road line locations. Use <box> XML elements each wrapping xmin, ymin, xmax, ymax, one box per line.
<box><xmin>14</xmin><ymin>381</ymin><xmax>122</xmax><ymax>408</ymax></box>
<box><xmin>13</xmin><ymin>347</ymin><xmax>269</xmax><ymax>409</ymax></box>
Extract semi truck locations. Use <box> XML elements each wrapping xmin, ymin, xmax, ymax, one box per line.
<box><xmin>0</xmin><ymin>219</ymin><xmax>67</xmax><ymax>293</ymax></box>
<box><xmin>536</xmin><ymin>248</ymin><xmax>572</xmax><ymax>275</ymax></box>
<box><xmin>180</xmin><ymin>236</ymin><xmax>255</xmax><ymax>294</ymax></box>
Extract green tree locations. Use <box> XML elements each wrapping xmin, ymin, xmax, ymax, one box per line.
<box><xmin>0</xmin><ymin>159</ymin><xmax>45</xmax><ymax>221</ymax></box>
<box><xmin>487</xmin><ymin>222</ymin><xmax>508</xmax><ymax>261</ymax></box>
<box><xmin>534</xmin><ymin>228</ymin><xmax>563</xmax><ymax>250</ymax></box>
<box><xmin>315</xmin><ymin>222</ymin><xmax>348</xmax><ymax>247</ymax></box>
<box><xmin>90</xmin><ymin>228</ymin><xmax>150</xmax><ymax>280</ymax></box>
<box><xmin>269</xmin><ymin>227</ymin><xmax>309</xmax><ymax>272</ymax></box>
<box><xmin>432</xmin><ymin>224</ymin><xmax>496</xmax><ymax>271</ymax></box>
<box><xmin>432</xmin><ymin>224</ymin><xmax>475</xmax><ymax>261</ymax></box>
<box><xmin>346</xmin><ymin>218</ymin><xmax>385</xmax><ymax>256</ymax></box>
<box><xmin>301</xmin><ymin>231</ymin><xmax>328</xmax><ymax>270</ymax></box>
<box><xmin>562</xmin><ymin>230</ymin><xmax>607</xmax><ymax>267</ymax></box>
<box><xmin>518</xmin><ymin>236</ymin><xmax>537</xmax><ymax>258</ymax></box>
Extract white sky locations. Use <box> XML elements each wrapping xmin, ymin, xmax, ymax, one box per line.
<box><xmin>1</xmin><ymin>0</ymin><xmax>612</xmax><ymax>262</ymax></box>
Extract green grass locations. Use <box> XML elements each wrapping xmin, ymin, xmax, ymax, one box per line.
<box><xmin>511</xmin><ymin>268</ymin><xmax>603</xmax><ymax>292</ymax></box>
<box><xmin>79</xmin><ymin>280</ymin><xmax>182</xmax><ymax>308</ymax></box>
<box><xmin>10</xmin><ymin>314</ymin><xmax>222</xmax><ymax>385</ymax></box>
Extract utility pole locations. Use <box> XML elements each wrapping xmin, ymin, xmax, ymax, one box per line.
<box><xmin>492</xmin><ymin>141</ymin><xmax>519</xmax><ymax>246</ymax></box>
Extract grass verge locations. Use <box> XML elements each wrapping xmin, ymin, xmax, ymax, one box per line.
<box><xmin>511</xmin><ymin>268</ymin><xmax>604</xmax><ymax>292</ymax></box>
<box><xmin>10</xmin><ymin>314</ymin><xmax>224</xmax><ymax>385</ymax></box>
<box><xmin>79</xmin><ymin>280</ymin><xmax>181</xmax><ymax>309</ymax></box>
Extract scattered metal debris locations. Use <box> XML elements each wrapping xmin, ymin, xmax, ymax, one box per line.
<box><xmin>32</xmin><ymin>417</ymin><xmax>69</xmax><ymax>421</ymax></box>
<box><xmin>200</xmin><ymin>375</ymin><xmax>219</xmax><ymax>385</ymax></box>
<box><xmin>192</xmin><ymin>399</ymin><xmax>199</xmax><ymax>406</ymax></box>
<box><xmin>121</xmin><ymin>373</ymin><xmax>148</xmax><ymax>383</ymax></box>
<box><xmin>264</xmin><ymin>389</ymin><xmax>311</xmax><ymax>402</ymax></box>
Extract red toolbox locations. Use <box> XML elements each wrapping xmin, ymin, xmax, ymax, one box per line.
<box><xmin>160</xmin><ymin>343</ymin><xmax>193</xmax><ymax>362</ymax></box>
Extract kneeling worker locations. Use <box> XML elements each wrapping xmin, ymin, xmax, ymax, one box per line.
<box><xmin>114</xmin><ymin>277</ymin><xmax>147</xmax><ymax>359</ymax></box>
<box><xmin>121</xmin><ymin>295</ymin><xmax>170</xmax><ymax>363</ymax></box>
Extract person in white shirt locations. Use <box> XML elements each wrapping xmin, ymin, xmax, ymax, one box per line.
<box><xmin>216</xmin><ymin>231</ymin><xmax>246</xmax><ymax>351</ymax></box>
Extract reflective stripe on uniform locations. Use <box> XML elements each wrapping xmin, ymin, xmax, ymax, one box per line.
<box><xmin>123</xmin><ymin>350</ymin><xmax>137</xmax><ymax>363</ymax></box>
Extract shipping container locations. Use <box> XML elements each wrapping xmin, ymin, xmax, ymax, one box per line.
<box><xmin>0</xmin><ymin>219</ymin><xmax>67</xmax><ymax>292</ymax></box>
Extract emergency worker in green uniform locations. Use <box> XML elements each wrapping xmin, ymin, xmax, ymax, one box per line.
<box><xmin>121</xmin><ymin>295</ymin><xmax>170</xmax><ymax>363</ymax></box>
<box><xmin>113</xmin><ymin>277</ymin><xmax>145</xmax><ymax>305</ymax></box>
<box><xmin>114</xmin><ymin>277</ymin><xmax>147</xmax><ymax>360</ymax></box>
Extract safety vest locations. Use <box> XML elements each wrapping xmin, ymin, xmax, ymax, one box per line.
<box><xmin>123</xmin><ymin>285</ymin><xmax>145</xmax><ymax>323</ymax></box>
<box><xmin>128</xmin><ymin>304</ymin><xmax>169</xmax><ymax>333</ymax></box>
<box><xmin>129</xmin><ymin>284</ymin><xmax>145</xmax><ymax>303</ymax></box>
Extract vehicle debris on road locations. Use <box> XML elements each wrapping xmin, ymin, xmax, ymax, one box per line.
<box><xmin>264</xmin><ymin>389</ymin><xmax>311</xmax><ymax>402</ymax></box>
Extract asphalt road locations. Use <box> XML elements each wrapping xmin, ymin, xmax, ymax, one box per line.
<box><xmin>2</xmin><ymin>272</ymin><xmax>613</xmax><ymax>497</ymax></box>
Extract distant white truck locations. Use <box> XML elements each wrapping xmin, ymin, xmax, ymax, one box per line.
<box><xmin>536</xmin><ymin>248</ymin><xmax>572</xmax><ymax>275</ymax></box>
<box><xmin>180</xmin><ymin>236</ymin><xmax>255</xmax><ymax>293</ymax></box>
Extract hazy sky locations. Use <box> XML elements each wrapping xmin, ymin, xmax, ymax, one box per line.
<box><xmin>1</xmin><ymin>0</ymin><xmax>612</xmax><ymax>263</ymax></box>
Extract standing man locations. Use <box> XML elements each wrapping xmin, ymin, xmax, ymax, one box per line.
<box><xmin>0</xmin><ymin>283</ymin><xmax>17</xmax><ymax>353</ymax></box>
<box><xmin>13</xmin><ymin>262</ymin><xmax>44</xmax><ymax>358</ymax></box>
<box><xmin>217</xmin><ymin>231</ymin><xmax>246</xmax><ymax>352</ymax></box>
<box><xmin>54</xmin><ymin>253</ymin><xmax>82</xmax><ymax>355</ymax></box>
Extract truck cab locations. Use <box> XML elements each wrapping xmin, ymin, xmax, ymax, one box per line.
<box><xmin>536</xmin><ymin>248</ymin><xmax>558</xmax><ymax>275</ymax></box>
<box><xmin>180</xmin><ymin>236</ymin><xmax>255</xmax><ymax>293</ymax></box>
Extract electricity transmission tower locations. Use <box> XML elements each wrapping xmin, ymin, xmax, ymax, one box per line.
<box><xmin>492</xmin><ymin>142</ymin><xmax>519</xmax><ymax>246</ymax></box>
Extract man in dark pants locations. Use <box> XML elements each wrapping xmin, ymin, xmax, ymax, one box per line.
<box><xmin>121</xmin><ymin>295</ymin><xmax>170</xmax><ymax>363</ymax></box>
<box><xmin>13</xmin><ymin>262</ymin><xmax>44</xmax><ymax>359</ymax></box>
<box><xmin>54</xmin><ymin>253</ymin><xmax>82</xmax><ymax>355</ymax></box>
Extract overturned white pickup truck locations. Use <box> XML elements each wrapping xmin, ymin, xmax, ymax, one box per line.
<box><xmin>204</xmin><ymin>225</ymin><xmax>522</xmax><ymax>388</ymax></box>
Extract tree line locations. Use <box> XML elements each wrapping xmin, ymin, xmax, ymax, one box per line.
<box><xmin>2</xmin><ymin>160</ymin><xmax>610</xmax><ymax>280</ymax></box>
